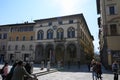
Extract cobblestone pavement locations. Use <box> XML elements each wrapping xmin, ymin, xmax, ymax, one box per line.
<box><xmin>0</xmin><ymin>64</ymin><xmax>119</xmax><ymax>80</ymax></box>
<box><xmin>36</xmin><ymin>65</ymin><xmax>118</xmax><ymax>80</ymax></box>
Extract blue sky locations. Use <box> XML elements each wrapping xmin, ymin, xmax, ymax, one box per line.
<box><xmin>0</xmin><ymin>0</ymin><xmax>99</xmax><ymax>53</ymax></box>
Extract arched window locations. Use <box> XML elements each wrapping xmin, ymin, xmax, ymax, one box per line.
<box><xmin>22</xmin><ymin>36</ymin><xmax>26</xmax><ymax>41</ymax></box>
<box><xmin>0</xmin><ymin>34</ymin><xmax>2</xmax><ymax>39</ymax></box>
<box><xmin>15</xmin><ymin>45</ymin><xmax>18</xmax><ymax>50</ymax></box>
<box><xmin>37</xmin><ymin>30</ymin><xmax>44</xmax><ymax>40</ymax></box>
<box><xmin>67</xmin><ymin>27</ymin><xmax>75</xmax><ymax>38</ymax></box>
<box><xmin>57</xmin><ymin>28</ymin><xmax>64</xmax><ymax>39</ymax></box>
<box><xmin>29</xmin><ymin>45</ymin><xmax>33</xmax><ymax>50</ymax></box>
<box><xmin>47</xmin><ymin>29</ymin><xmax>53</xmax><ymax>39</ymax></box>
<box><xmin>2</xmin><ymin>45</ymin><xmax>5</xmax><ymax>50</ymax></box>
<box><xmin>8</xmin><ymin>45</ymin><xmax>11</xmax><ymax>51</ymax></box>
<box><xmin>21</xmin><ymin>45</ymin><xmax>25</xmax><ymax>50</ymax></box>
<box><xmin>16</xmin><ymin>36</ymin><xmax>19</xmax><ymax>41</ymax></box>
<box><xmin>30</xmin><ymin>36</ymin><xmax>33</xmax><ymax>40</ymax></box>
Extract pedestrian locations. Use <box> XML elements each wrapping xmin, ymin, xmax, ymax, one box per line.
<box><xmin>90</xmin><ymin>59</ymin><xmax>97</xmax><ymax>80</ymax></box>
<box><xmin>40</xmin><ymin>61</ymin><xmax>44</xmax><ymax>70</ymax></box>
<box><xmin>1</xmin><ymin>62</ymin><xmax>9</xmax><ymax>80</ymax></box>
<box><xmin>95</xmin><ymin>61</ymin><xmax>102</xmax><ymax>80</ymax></box>
<box><xmin>47</xmin><ymin>61</ymin><xmax>50</xmax><ymax>71</ymax></box>
<box><xmin>112</xmin><ymin>60</ymin><xmax>119</xmax><ymax>80</ymax></box>
<box><xmin>24</xmin><ymin>62</ymin><xmax>32</xmax><ymax>80</ymax></box>
<box><xmin>5</xmin><ymin>62</ymin><xmax>18</xmax><ymax>80</ymax></box>
<box><xmin>11</xmin><ymin>60</ymin><xmax>34</xmax><ymax>80</ymax></box>
<box><xmin>25</xmin><ymin>62</ymin><xmax>32</xmax><ymax>74</ymax></box>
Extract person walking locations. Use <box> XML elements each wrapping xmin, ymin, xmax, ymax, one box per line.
<box><xmin>112</xmin><ymin>60</ymin><xmax>119</xmax><ymax>80</ymax></box>
<box><xmin>95</xmin><ymin>61</ymin><xmax>102</xmax><ymax>80</ymax></box>
<box><xmin>1</xmin><ymin>62</ymin><xmax>9</xmax><ymax>80</ymax></box>
<box><xmin>11</xmin><ymin>60</ymin><xmax>34</xmax><ymax>80</ymax></box>
<box><xmin>90</xmin><ymin>59</ymin><xmax>97</xmax><ymax>80</ymax></box>
<box><xmin>40</xmin><ymin>61</ymin><xmax>44</xmax><ymax>70</ymax></box>
<box><xmin>25</xmin><ymin>62</ymin><xmax>32</xmax><ymax>74</ymax></box>
<box><xmin>47</xmin><ymin>61</ymin><xmax>50</xmax><ymax>71</ymax></box>
<box><xmin>5</xmin><ymin>62</ymin><xmax>18</xmax><ymax>80</ymax></box>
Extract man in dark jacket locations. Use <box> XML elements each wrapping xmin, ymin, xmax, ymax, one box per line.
<box><xmin>112</xmin><ymin>61</ymin><xmax>119</xmax><ymax>80</ymax></box>
<box><xmin>11</xmin><ymin>60</ymin><xmax>33</xmax><ymax>80</ymax></box>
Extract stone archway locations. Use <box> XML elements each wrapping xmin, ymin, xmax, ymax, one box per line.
<box><xmin>66</xmin><ymin>44</ymin><xmax>76</xmax><ymax>63</ymax></box>
<box><xmin>45</xmin><ymin>44</ymin><xmax>54</xmax><ymax>63</ymax></box>
<box><xmin>55</xmin><ymin>44</ymin><xmax>65</xmax><ymax>63</ymax></box>
<box><xmin>35</xmin><ymin>44</ymin><xmax>44</xmax><ymax>63</ymax></box>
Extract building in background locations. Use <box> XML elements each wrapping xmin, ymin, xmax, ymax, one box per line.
<box><xmin>34</xmin><ymin>14</ymin><xmax>94</xmax><ymax>65</ymax></box>
<box><xmin>96</xmin><ymin>0</ymin><xmax>120</xmax><ymax>68</ymax></box>
<box><xmin>0</xmin><ymin>13</ymin><xmax>94</xmax><ymax>65</ymax></box>
<box><xmin>0</xmin><ymin>23</ymin><xmax>35</xmax><ymax>62</ymax></box>
<box><xmin>0</xmin><ymin>25</ymin><xmax>10</xmax><ymax>63</ymax></box>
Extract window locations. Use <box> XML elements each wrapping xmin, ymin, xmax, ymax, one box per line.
<box><xmin>3</xmin><ymin>33</ymin><xmax>7</xmax><ymax>39</ymax></box>
<box><xmin>22</xmin><ymin>36</ymin><xmax>26</xmax><ymax>41</ymax></box>
<box><xmin>69</xmin><ymin>20</ymin><xmax>73</xmax><ymax>24</ymax></box>
<box><xmin>57</xmin><ymin>28</ymin><xmax>64</xmax><ymax>39</ymax></box>
<box><xmin>8</xmin><ymin>45</ymin><xmax>11</xmax><ymax>51</ymax></box>
<box><xmin>30</xmin><ymin>36</ymin><xmax>33</xmax><ymax>40</ymax></box>
<box><xmin>58</xmin><ymin>21</ymin><xmax>63</xmax><ymax>25</ymax></box>
<box><xmin>47</xmin><ymin>29</ymin><xmax>53</xmax><ymax>39</ymax></box>
<box><xmin>48</xmin><ymin>22</ymin><xmax>52</xmax><ymax>26</ymax></box>
<box><xmin>2</xmin><ymin>45</ymin><xmax>5</xmax><ymax>50</ymax></box>
<box><xmin>107</xmin><ymin>5</ymin><xmax>117</xmax><ymax>15</ymax></box>
<box><xmin>0</xmin><ymin>34</ymin><xmax>1</xmax><ymax>39</ymax></box>
<box><xmin>67</xmin><ymin>27</ymin><xmax>75</xmax><ymax>38</ymax></box>
<box><xmin>29</xmin><ymin>45</ymin><xmax>33</xmax><ymax>50</ymax></box>
<box><xmin>16</xmin><ymin>36</ymin><xmax>19</xmax><ymax>41</ymax></box>
<box><xmin>110</xmin><ymin>24</ymin><xmax>117</xmax><ymax>35</ymax></box>
<box><xmin>21</xmin><ymin>45</ymin><xmax>25</xmax><ymax>50</ymax></box>
<box><xmin>37</xmin><ymin>30</ymin><xmax>44</xmax><ymax>40</ymax></box>
<box><xmin>109</xmin><ymin>6</ymin><xmax>115</xmax><ymax>15</ymax></box>
<box><xmin>15</xmin><ymin>45</ymin><xmax>18</xmax><ymax>50</ymax></box>
<box><xmin>29</xmin><ymin>26</ymin><xmax>33</xmax><ymax>31</ymax></box>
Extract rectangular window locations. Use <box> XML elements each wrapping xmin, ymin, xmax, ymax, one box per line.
<box><xmin>30</xmin><ymin>36</ymin><xmax>33</xmax><ymax>40</ymax></box>
<box><xmin>58</xmin><ymin>21</ymin><xmax>63</xmax><ymax>25</ymax></box>
<box><xmin>110</xmin><ymin>24</ymin><xmax>117</xmax><ymax>35</ymax></box>
<box><xmin>109</xmin><ymin>6</ymin><xmax>115</xmax><ymax>15</ymax></box>
<box><xmin>0</xmin><ymin>34</ymin><xmax>1</xmax><ymax>39</ymax></box>
<box><xmin>3</xmin><ymin>33</ymin><xmax>7</xmax><ymax>39</ymax></box>
<box><xmin>69</xmin><ymin>20</ymin><xmax>73</xmax><ymax>24</ymax></box>
<box><xmin>48</xmin><ymin>22</ymin><xmax>52</xmax><ymax>26</ymax></box>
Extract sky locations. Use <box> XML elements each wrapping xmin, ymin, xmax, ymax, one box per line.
<box><xmin>0</xmin><ymin>0</ymin><xmax>99</xmax><ymax>53</ymax></box>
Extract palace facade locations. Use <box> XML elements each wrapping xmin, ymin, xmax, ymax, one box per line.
<box><xmin>0</xmin><ymin>14</ymin><xmax>94</xmax><ymax>65</ymax></box>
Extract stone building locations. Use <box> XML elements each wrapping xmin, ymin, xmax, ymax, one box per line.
<box><xmin>96</xmin><ymin>0</ymin><xmax>120</xmax><ymax>68</ymax></box>
<box><xmin>0</xmin><ymin>13</ymin><xmax>94</xmax><ymax>65</ymax></box>
<box><xmin>34</xmin><ymin>14</ymin><xmax>94</xmax><ymax>64</ymax></box>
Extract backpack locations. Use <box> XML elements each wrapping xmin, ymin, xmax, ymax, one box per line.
<box><xmin>0</xmin><ymin>67</ymin><xmax>4</xmax><ymax>74</ymax></box>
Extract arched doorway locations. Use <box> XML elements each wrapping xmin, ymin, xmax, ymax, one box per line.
<box><xmin>55</xmin><ymin>44</ymin><xmax>65</xmax><ymax>63</ymax></box>
<box><xmin>45</xmin><ymin>44</ymin><xmax>54</xmax><ymax>64</ymax></box>
<box><xmin>67</xmin><ymin>44</ymin><xmax>76</xmax><ymax>64</ymax></box>
<box><xmin>35</xmin><ymin>44</ymin><xmax>44</xmax><ymax>63</ymax></box>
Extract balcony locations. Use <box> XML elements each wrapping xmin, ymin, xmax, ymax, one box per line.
<box><xmin>54</xmin><ymin>38</ymin><xmax>66</xmax><ymax>42</ymax></box>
